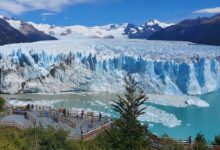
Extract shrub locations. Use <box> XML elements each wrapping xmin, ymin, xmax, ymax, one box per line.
<box><xmin>194</xmin><ymin>132</ymin><xmax>209</xmax><ymax>150</ymax></box>
<box><xmin>213</xmin><ymin>135</ymin><xmax>220</xmax><ymax>145</ymax></box>
<box><xmin>0</xmin><ymin>97</ymin><xmax>5</xmax><ymax>111</ymax></box>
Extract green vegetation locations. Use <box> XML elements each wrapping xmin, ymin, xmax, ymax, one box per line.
<box><xmin>0</xmin><ymin>126</ymin><xmax>102</xmax><ymax>150</ymax></box>
<box><xmin>0</xmin><ymin>96</ymin><xmax>5</xmax><ymax>111</ymax></box>
<box><xmin>108</xmin><ymin>74</ymin><xmax>150</xmax><ymax>150</ymax></box>
<box><xmin>194</xmin><ymin>132</ymin><xmax>209</xmax><ymax>150</ymax></box>
<box><xmin>213</xmin><ymin>135</ymin><xmax>220</xmax><ymax>145</ymax></box>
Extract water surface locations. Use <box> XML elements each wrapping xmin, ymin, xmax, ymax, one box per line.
<box><xmin>2</xmin><ymin>91</ymin><xmax>220</xmax><ymax>142</ymax></box>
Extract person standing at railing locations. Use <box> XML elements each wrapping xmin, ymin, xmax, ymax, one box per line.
<box><xmin>188</xmin><ymin>136</ymin><xmax>192</xmax><ymax>145</ymax></box>
<box><xmin>80</xmin><ymin>126</ymin><xmax>84</xmax><ymax>140</ymax></box>
<box><xmin>63</xmin><ymin>109</ymin><xmax>66</xmax><ymax>117</ymax></box>
<box><xmin>81</xmin><ymin>110</ymin><xmax>84</xmax><ymax>119</ymax></box>
<box><xmin>99</xmin><ymin>112</ymin><xmax>102</xmax><ymax>121</ymax></box>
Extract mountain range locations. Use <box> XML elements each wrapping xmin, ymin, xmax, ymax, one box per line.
<box><xmin>149</xmin><ymin>14</ymin><xmax>220</xmax><ymax>46</ymax></box>
<box><xmin>0</xmin><ymin>15</ymin><xmax>173</xmax><ymax>45</ymax></box>
<box><xmin>28</xmin><ymin>19</ymin><xmax>173</xmax><ymax>40</ymax></box>
<box><xmin>0</xmin><ymin>14</ymin><xmax>220</xmax><ymax>46</ymax></box>
<box><xmin>0</xmin><ymin>16</ymin><xmax>57</xmax><ymax>46</ymax></box>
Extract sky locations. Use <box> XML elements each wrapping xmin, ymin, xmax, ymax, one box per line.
<box><xmin>0</xmin><ymin>0</ymin><xmax>219</xmax><ymax>26</ymax></box>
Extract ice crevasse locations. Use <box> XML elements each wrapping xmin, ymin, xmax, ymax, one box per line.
<box><xmin>0</xmin><ymin>39</ymin><xmax>220</xmax><ymax>95</ymax></box>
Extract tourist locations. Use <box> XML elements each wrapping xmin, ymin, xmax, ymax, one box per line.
<box><xmin>44</xmin><ymin>111</ymin><xmax>46</xmax><ymax>117</ymax></box>
<box><xmin>80</xmin><ymin>126</ymin><xmax>84</xmax><ymax>140</ymax></box>
<box><xmin>18</xmin><ymin>108</ymin><xmax>21</xmax><ymax>114</ymax></box>
<box><xmin>188</xmin><ymin>136</ymin><xmax>192</xmax><ymax>145</ymax></box>
<box><xmin>89</xmin><ymin>119</ymin><xmax>94</xmax><ymax>128</ymax></box>
<box><xmin>67</xmin><ymin>110</ymin><xmax>70</xmax><ymax>116</ymax></box>
<box><xmin>31</xmin><ymin>104</ymin><xmax>34</xmax><ymax>110</ymax></box>
<box><xmin>63</xmin><ymin>109</ymin><xmax>66</xmax><ymax>117</ymax></box>
<box><xmin>81</xmin><ymin>110</ymin><xmax>84</xmax><ymax>118</ymax></box>
<box><xmin>76</xmin><ymin>111</ymin><xmax>79</xmax><ymax>118</ymax></box>
<box><xmin>99</xmin><ymin>112</ymin><xmax>102</xmax><ymax>121</ymax></box>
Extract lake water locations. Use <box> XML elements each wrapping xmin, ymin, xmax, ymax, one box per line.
<box><xmin>2</xmin><ymin>91</ymin><xmax>220</xmax><ymax>142</ymax></box>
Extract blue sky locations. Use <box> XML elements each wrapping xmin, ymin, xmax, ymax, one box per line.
<box><xmin>0</xmin><ymin>0</ymin><xmax>219</xmax><ymax>26</ymax></box>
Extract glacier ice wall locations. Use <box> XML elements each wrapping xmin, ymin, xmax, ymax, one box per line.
<box><xmin>0</xmin><ymin>39</ymin><xmax>220</xmax><ymax>94</ymax></box>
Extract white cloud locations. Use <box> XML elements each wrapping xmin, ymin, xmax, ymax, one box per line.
<box><xmin>0</xmin><ymin>0</ymin><xmax>96</xmax><ymax>15</ymax></box>
<box><xmin>41</xmin><ymin>12</ymin><xmax>57</xmax><ymax>16</ymax></box>
<box><xmin>193</xmin><ymin>7</ymin><xmax>220</xmax><ymax>14</ymax></box>
<box><xmin>0</xmin><ymin>1</ymin><xmax>26</xmax><ymax>14</ymax></box>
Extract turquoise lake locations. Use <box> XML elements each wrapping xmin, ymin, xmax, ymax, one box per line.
<box><xmin>2</xmin><ymin>91</ymin><xmax>220</xmax><ymax>143</ymax></box>
<box><xmin>150</xmin><ymin>92</ymin><xmax>220</xmax><ymax>143</ymax></box>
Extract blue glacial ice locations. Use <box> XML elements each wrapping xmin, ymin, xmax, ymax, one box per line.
<box><xmin>0</xmin><ymin>38</ymin><xmax>220</xmax><ymax>95</ymax></box>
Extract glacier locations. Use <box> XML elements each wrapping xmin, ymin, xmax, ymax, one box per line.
<box><xmin>0</xmin><ymin>38</ymin><xmax>220</xmax><ymax>95</ymax></box>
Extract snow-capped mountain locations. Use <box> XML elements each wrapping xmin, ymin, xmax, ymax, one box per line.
<box><xmin>0</xmin><ymin>16</ymin><xmax>57</xmax><ymax>46</ymax></box>
<box><xmin>146</xmin><ymin>19</ymin><xmax>174</xmax><ymax>28</ymax></box>
<box><xmin>0</xmin><ymin>15</ymin><xmax>173</xmax><ymax>41</ymax></box>
<box><xmin>28</xmin><ymin>19</ymin><xmax>173</xmax><ymax>39</ymax></box>
<box><xmin>29</xmin><ymin>22</ymin><xmax>129</xmax><ymax>39</ymax></box>
<box><xmin>0</xmin><ymin>18</ymin><xmax>28</xmax><ymax>45</ymax></box>
<box><xmin>124</xmin><ymin>20</ymin><xmax>174</xmax><ymax>39</ymax></box>
<box><xmin>149</xmin><ymin>14</ymin><xmax>220</xmax><ymax>45</ymax></box>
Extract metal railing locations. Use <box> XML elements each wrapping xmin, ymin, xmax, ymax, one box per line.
<box><xmin>0</xmin><ymin>120</ymin><xmax>26</xmax><ymax>130</ymax></box>
<box><xmin>69</xmin><ymin>121</ymin><xmax>112</xmax><ymax>141</ymax></box>
<box><xmin>26</xmin><ymin>111</ymin><xmax>37</xmax><ymax>125</ymax></box>
<box><xmin>150</xmin><ymin>137</ymin><xmax>220</xmax><ymax>150</ymax></box>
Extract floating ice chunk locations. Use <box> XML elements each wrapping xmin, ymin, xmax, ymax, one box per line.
<box><xmin>7</xmin><ymin>99</ymin><xmax>64</xmax><ymax>108</ymax></box>
<box><xmin>186</xmin><ymin>97</ymin><xmax>209</xmax><ymax>107</ymax></box>
<box><xmin>148</xmin><ymin>94</ymin><xmax>209</xmax><ymax>107</ymax></box>
<box><xmin>139</xmin><ymin>106</ymin><xmax>181</xmax><ymax>128</ymax></box>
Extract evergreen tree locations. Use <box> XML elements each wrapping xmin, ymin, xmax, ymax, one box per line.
<box><xmin>213</xmin><ymin>135</ymin><xmax>220</xmax><ymax>145</ymax></box>
<box><xmin>194</xmin><ymin>132</ymin><xmax>209</xmax><ymax>150</ymax></box>
<box><xmin>109</xmin><ymin>74</ymin><xmax>150</xmax><ymax>150</ymax></box>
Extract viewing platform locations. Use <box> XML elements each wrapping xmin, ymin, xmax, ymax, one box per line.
<box><xmin>0</xmin><ymin>103</ymin><xmax>112</xmax><ymax>140</ymax></box>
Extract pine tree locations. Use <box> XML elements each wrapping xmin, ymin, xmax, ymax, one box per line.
<box><xmin>214</xmin><ymin>135</ymin><xmax>220</xmax><ymax>145</ymax></box>
<box><xmin>110</xmin><ymin>74</ymin><xmax>150</xmax><ymax>150</ymax></box>
<box><xmin>194</xmin><ymin>132</ymin><xmax>209</xmax><ymax>150</ymax></box>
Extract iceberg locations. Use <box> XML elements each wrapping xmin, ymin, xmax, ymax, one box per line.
<box><xmin>139</xmin><ymin>106</ymin><xmax>182</xmax><ymax>128</ymax></box>
<box><xmin>0</xmin><ymin>38</ymin><xmax>220</xmax><ymax>95</ymax></box>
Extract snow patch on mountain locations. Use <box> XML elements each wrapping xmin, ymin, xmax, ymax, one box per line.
<box><xmin>29</xmin><ymin>20</ymin><xmax>173</xmax><ymax>40</ymax></box>
<box><xmin>146</xmin><ymin>19</ymin><xmax>174</xmax><ymax>28</ymax></box>
<box><xmin>28</xmin><ymin>22</ymin><xmax>129</xmax><ymax>39</ymax></box>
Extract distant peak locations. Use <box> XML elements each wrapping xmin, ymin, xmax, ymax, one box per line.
<box><xmin>145</xmin><ymin>19</ymin><xmax>174</xmax><ymax>28</ymax></box>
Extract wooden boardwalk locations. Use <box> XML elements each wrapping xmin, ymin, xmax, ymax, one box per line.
<box><xmin>0</xmin><ymin>104</ymin><xmax>112</xmax><ymax>140</ymax></box>
<box><xmin>149</xmin><ymin>137</ymin><xmax>220</xmax><ymax>150</ymax></box>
